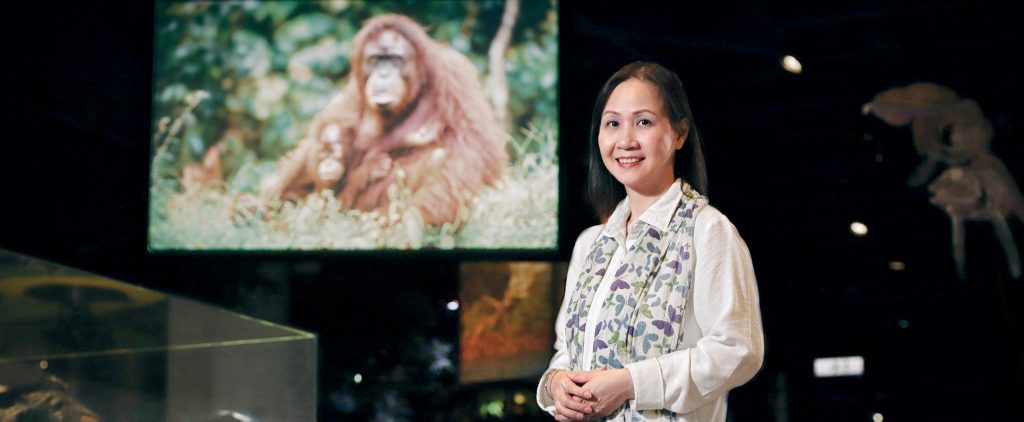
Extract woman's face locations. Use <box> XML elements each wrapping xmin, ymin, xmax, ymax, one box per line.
<box><xmin>598</xmin><ymin>78</ymin><xmax>687</xmax><ymax>197</ymax></box>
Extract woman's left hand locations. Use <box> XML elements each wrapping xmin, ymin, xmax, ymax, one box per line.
<box><xmin>566</xmin><ymin>368</ymin><xmax>635</xmax><ymax>418</ymax></box>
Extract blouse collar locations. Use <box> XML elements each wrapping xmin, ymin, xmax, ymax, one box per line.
<box><xmin>602</xmin><ymin>179</ymin><xmax>686</xmax><ymax>242</ymax></box>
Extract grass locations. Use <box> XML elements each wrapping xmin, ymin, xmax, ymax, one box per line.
<box><xmin>148</xmin><ymin>120</ymin><xmax>559</xmax><ymax>251</ymax></box>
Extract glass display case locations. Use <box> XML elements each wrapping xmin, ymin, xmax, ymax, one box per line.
<box><xmin>0</xmin><ymin>249</ymin><xmax>317</xmax><ymax>421</ymax></box>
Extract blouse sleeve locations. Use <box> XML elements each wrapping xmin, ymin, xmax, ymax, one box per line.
<box><xmin>624</xmin><ymin>206</ymin><xmax>765</xmax><ymax>413</ymax></box>
<box><xmin>536</xmin><ymin>225</ymin><xmax>603</xmax><ymax>412</ymax></box>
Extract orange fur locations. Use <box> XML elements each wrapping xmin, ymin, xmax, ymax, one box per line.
<box><xmin>262</xmin><ymin>14</ymin><xmax>506</xmax><ymax>225</ymax></box>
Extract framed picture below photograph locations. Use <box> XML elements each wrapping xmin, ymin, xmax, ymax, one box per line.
<box><xmin>459</xmin><ymin>260</ymin><xmax>567</xmax><ymax>384</ymax></box>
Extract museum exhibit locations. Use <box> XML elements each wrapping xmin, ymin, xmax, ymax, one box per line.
<box><xmin>2</xmin><ymin>1</ymin><xmax>1021</xmax><ymax>420</ymax></box>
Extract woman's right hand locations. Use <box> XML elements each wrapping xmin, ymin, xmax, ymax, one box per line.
<box><xmin>551</xmin><ymin>370</ymin><xmax>595</xmax><ymax>421</ymax></box>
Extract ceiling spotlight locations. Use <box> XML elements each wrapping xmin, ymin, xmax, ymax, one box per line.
<box><xmin>446</xmin><ymin>300</ymin><xmax>460</xmax><ymax>311</ymax></box>
<box><xmin>888</xmin><ymin>261</ymin><xmax>906</xmax><ymax>271</ymax></box>
<box><xmin>850</xmin><ymin>221</ymin><xmax>868</xmax><ymax>237</ymax></box>
<box><xmin>781</xmin><ymin>55</ymin><xmax>802</xmax><ymax>74</ymax></box>
<box><xmin>215</xmin><ymin>411</ymin><xmax>253</xmax><ymax>422</ymax></box>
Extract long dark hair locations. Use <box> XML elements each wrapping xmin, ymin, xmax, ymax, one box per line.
<box><xmin>586</xmin><ymin>61</ymin><xmax>707</xmax><ymax>220</ymax></box>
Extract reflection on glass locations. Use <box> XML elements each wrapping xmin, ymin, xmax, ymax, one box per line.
<box><xmin>0</xmin><ymin>249</ymin><xmax>316</xmax><ymax>421</ymax></box>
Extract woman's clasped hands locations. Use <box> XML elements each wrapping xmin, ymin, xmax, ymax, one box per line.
<box><xmin>550</xmin><ymin>368</ymin><xmax>635</xmax><ymax>421</ymax></box>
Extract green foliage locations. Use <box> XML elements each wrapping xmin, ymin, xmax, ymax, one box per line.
<box><xmin>152</xmin><ymin>0</ymin><xmax>557</xmax><ymax>166</ymax></box>
<box><xmin>504</xmin><ymin>5</ymin><xmax>559</xmax><ymax>139</ymax></box>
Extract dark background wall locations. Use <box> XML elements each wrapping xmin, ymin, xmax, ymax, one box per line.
<box><xmin>2</xmin><ymin>1</ymin><xmax>1023</xmax><ymax>421</ymax></box>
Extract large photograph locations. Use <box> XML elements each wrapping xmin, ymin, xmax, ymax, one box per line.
<box><xmin>148</xmin><ymin>0</ymin><xmax>558</xmax><ymax>251</ymax></box>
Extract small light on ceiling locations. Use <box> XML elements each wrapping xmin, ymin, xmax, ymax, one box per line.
<box><xmin>782</xmin><ymin>55</ymin><xmax>803</xmax><ymax>74</ymax></box>
<box><xmin>850</xmin><ymin>221</ymin><xmax>868</xmax><ymax>237</ymax></box>
<box><xmin>354</xmin><ymin>373</ymin><xmax>363</xmax><ymax>384</ymax></box>
<box><xmin>215</xmin><ymin>411</ymin><xmax>253</xmax><ymax>422</ymax></box>
<box><xmin>39</xmin><ymin>360</ymin><xmax>49</xmax><ymax>370</ymax></box>
<box><xmin>873</xmin><ymin>412</ymin><xmax>885</xmax><ymax>422</ymax></box>
<box><xmin>513</xmin><ymin>392</ymin><xmax>527</xmax><ymax>405</ymax></box>
<box><xmin>446</xmin><ymin>300</ymin><xmax>460</xmax><ymax>311</ymax></box>
<box><xmin>888</xmin><ymin>261</ymin><xmax>906</xmax><ymax>271</ymax></box>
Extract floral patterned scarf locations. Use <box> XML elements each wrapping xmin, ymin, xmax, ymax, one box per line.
<box><xmin>564</xmin><ymin>185</ymin><xmax>706</xmax><ymax>420</ymax></box>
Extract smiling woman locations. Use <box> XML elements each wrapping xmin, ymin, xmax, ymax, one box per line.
<box><xmin>586</xmin><ymin>63</ymin><xmax>708</xmax><ymax>223</ymax></box>
<box><xmin>537</xmin><ymin>62</ymin><xmax>764</xmax><ymax>421</ymax></box>
<box><xmin>598</xmin><ymin>78</ymin><xmax>687</xmax><ymax>205</ymax></box>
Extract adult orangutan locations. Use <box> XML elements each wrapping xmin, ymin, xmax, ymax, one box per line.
<box><xmin>259</xmin><ymin>13</ymin><xmax>507</xmax><ymax>226</ymax></box>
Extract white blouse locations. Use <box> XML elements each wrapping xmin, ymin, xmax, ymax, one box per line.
<box><xmin>537</xmin><ymin>182</ymin><xmax>764</xmax><ymax>421</ymax></box>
